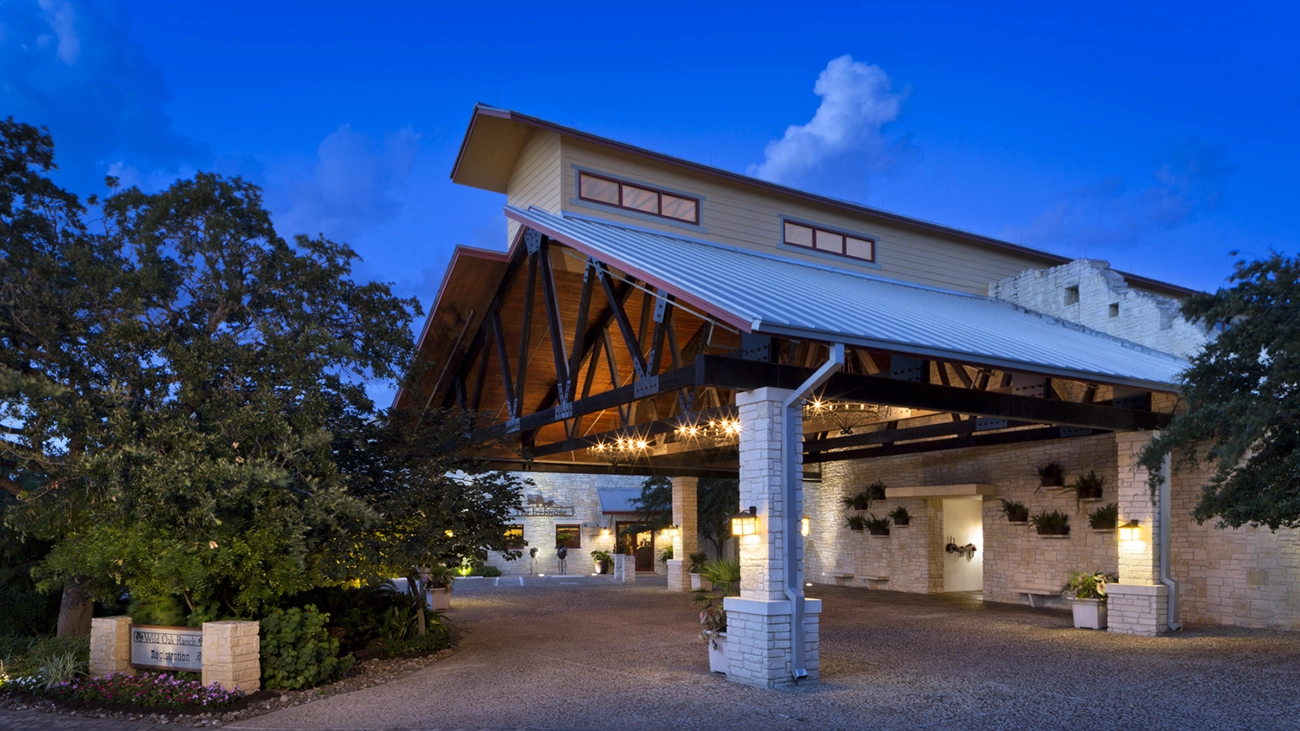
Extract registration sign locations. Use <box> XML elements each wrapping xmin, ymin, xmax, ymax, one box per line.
<box><xmin>130</xmin><ymin>625</ymin><xmax>203</xmax><ymax>671</ymax></box>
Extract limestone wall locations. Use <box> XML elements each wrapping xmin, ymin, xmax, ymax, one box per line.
<box><xmin>989</xmin><ymin>259</ymin><xmax>1210</xmax><ymax>359</ymax></box>
<box><xmin>809</xmin><ymin>434</ymin><xmax>1120</xmax><ymax>605</ymax></box>
<box><xmin>482</xmin><ymin>472</ymin><xmax>644</xmax><ymax>577</ymax></box>
<box><xmin>1169</xmin><ymin>457</ymin><xmax>1300</xmax><ymax>630</ymax></box>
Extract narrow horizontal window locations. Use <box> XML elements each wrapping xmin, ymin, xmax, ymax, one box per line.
<box><xmin>579</xmin><ymin>173</ymin><xmax>619</xmax><ymax>205</ymax></box>
<box><xmin>556</xmin><ymin>524</ymin><xmax>582</xmax><ymax>549</ymax></box>
<box><xmin>577</xmin><ymin>171</ymin><xmax>701</xmax><ymax>224</ymax></box>
<box><xmin>782</xmin><ymin>220</ymin><xmax>876</xmax><ymax>263</ymax></box>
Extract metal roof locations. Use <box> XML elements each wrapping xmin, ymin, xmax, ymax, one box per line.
<box><xmin>598</xmin><ymin>488</ymin><xmax>641</xmax><ymax>514</ymax></box>
<box><xmin>506</xmin><ymin>206</ymin><xmax>1190</xmax><ymax>391</ymax></box>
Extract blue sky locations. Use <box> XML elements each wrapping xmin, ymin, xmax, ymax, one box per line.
<box><xmin>4</xmin><ymin>1</ymin><xmax>1297</xmax><ymax>390</ymax></box>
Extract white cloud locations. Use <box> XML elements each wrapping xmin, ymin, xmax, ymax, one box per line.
<box><xmin>749</xmin><ymin>55</ymin><xmax>905</xmax><ymax>184</ymax></box>
<box><xmin>37</xmin><ymin>0</ymin><xmax>79</xmax><ymax>64</ymax></box>
<box><xmin>1004</xmin><ymin>140</ymin><xmax>1235</xmax><ymax>252</ymax></box>
<box><xmin>268</xmin><ymin>125</ymin><xmax>422</xmax><ymax>242</ymax></box>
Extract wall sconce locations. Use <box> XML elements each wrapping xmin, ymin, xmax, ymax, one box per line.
<box><xmin>668</xmin><ymin>525</ymin><xmax>680</xmax><ymax>538</ymax></box>
<box><xmin>1119</xmin><ymin>520</ymin><xmax>1141</xmax><ymax>542</ymax></box>
<box><xmin>731</xmin><ymin>506</ymin><xmax>759</xmax><ymax>537</ymax></box>
<box><xmin>600</xmin><ymin>528</ymin><xmax>611</xmax><ymax>538</ymax></box>
<box><xmin>801</xmin><ymin>516</ymin><xmax>811</xmax><ymax>536</ymax></box>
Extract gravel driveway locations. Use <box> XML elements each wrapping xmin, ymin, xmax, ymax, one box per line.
<box><xmin>228</xmin><ymin>575</ymin><xmax>1300</xmax><ymax>731</ymax></box>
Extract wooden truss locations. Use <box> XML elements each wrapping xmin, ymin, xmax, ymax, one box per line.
<box><xmin>429</xmin><ymin>228</ymin><xmax>1173</xmax><ymax>475</ymax></box>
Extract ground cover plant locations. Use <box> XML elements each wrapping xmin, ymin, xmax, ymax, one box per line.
<box><xmin>36</xmin><ymin>672</ymin><xmax>241</xmax><ymax>709</ymax></box>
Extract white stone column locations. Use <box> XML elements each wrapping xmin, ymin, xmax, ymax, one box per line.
<box><xmin>667</xmin><ymin>476</ymin><xmax>699</xmax><ymax>592</ymax></box>
<box><xmin>202</xmin><ymin>620</ymin><xmax>261</xmax><ymax>691</ymax></box>
<box><xmin>89</xmin><ymin>616</ymin><xmax>134</xmax><ymax>677</ymax></box>
<box><xmin>724</xmin><ymin>387</ymin><xmax>819</xmax><ymax>688</ymax></box>
<box><xmin>1108</xmin><ymin>431</ymin><xmax>1169</xmax><ymax>636</ymax></box>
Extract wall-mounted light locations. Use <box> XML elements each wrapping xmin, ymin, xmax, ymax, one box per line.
<box><xmin>668</xmin><ymin>525</ymin><xmax>680</xmax><ymax>538</ymax></box>
<box><xmin>801</xmin><ymin>516</ymin><xmax>811</xmax><ymax>536</ymax></box>
<box><xmin>600</xmin><ymin>528</ymin><xmax>611</xmax><ymax>538</ymax></box>
<box><xmin>1119</xmin><ymin>519</ymin><xmax>1141</xmax><ymax>542</ymax></box>
<box><xmin>731</xmin><ymin>506</ymin><xmax>759</xmax><ymax>537</ymax></box>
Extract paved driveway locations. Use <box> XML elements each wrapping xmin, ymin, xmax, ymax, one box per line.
<box><xmin>6</xmin><ymin>576</ymin><xmax>1300</xmax><ymax>730</ymax></box>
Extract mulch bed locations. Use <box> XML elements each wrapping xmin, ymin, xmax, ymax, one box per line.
<box><xmin>0</xmin><ymin>647</ymin><xmax>455</xmax><ymax>728</ymax></box>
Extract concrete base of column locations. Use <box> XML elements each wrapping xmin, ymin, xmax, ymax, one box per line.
<box><xmin>666</xmin><ymin>559</ymin><xmax>691</xmax><ymax>591</ymax></box>
<box><xmin>722</xmin><ymin>597</ymin><xmax>821</xmax><ymax>688</ymax></box>
<box><xmin>614</xmin><ymin>554</ymin><xmax>636</xmax><ymax>582</ymax></box>
<box><xmin>89</xmin><ymin>616</ymin><xmax>134</xmax><ymax>677</ymax></box>
<box><xmin>1107</xmin><ymin>584</ymin><xmax>1169</xmax><ymax>637</ymax></box>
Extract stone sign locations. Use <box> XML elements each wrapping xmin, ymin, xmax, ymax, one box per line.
<box><xmin>130</xmin><ymin>625</ymin><xmax>203</xmax><ymax>671</ymax></box>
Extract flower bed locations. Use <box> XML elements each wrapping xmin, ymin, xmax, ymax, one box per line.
<box><xmin>4</xmin><ymin>671</ymin><xmax>242</xmax><ymax>710</ymax></box>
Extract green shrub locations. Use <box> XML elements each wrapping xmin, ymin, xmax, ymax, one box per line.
<box><xmin>469</xmin><ymin>565</ymin><xmax>501</xmax><ymax>577</ymax></box>
<box><xmin>260</xmin><ymin>605</ymin><xmax>354</xmax><ymax>690</ymax></box>
<box><xmin>0</xmin><ymin>635</ymin><xmax>89</xmax><ymax>678</ymax></box>
<box><xmin>380</xmin><ymin>613</ymin><xmax>451</xmax><ymax>657</ymax></box>
<box><xmin>0</xmin><ymin>585</ymin><xmax>59</xmax><ymax>636</ymax></box>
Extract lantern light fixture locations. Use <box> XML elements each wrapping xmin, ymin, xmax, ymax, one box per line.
<box><xmin>731</xmin><ymin>506</ymin><xmax>759</xmax><ymax>537</ymax></box>
<box><xmin>801</xmin><ymin>516</ymin><xmax>811</xmax><ymax>536</ymax></box>
<box><xmin>1119</xmin><ymin>519</ymin><xmax>1141</xmax><ymax>542</ymax></box>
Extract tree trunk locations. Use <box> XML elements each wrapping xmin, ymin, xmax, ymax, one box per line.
<box><xmin>57</xmin><ymin>580</ymin><xmax>94</xmax><ymax>637</ymax></box>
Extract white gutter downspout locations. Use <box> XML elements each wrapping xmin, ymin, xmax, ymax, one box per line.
<box><xmin>1158</xmin><ymin>451</ymin><xmax>1182</xmax><ymax>631</ymax></box>
<box><xmin>781</xmin><ymin>343</ymin><xmax>845</xmax><ymax>683</ymax></box>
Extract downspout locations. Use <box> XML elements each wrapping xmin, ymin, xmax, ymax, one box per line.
<box><xmin>782</xmin><ymin>343</ymin><xmax>845</xmax><ymax>683</ymax></box>
<box><xmin>1158</xmin><ymin>451</ymin><xmax>1182</xmax><ymax>631</ymax></box>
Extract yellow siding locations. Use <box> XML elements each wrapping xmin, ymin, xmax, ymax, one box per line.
<box><xmin>558</xmin><ymin>139</ymin><xmax>1059</xmax><ymax>296</ymax></box>
<box><xmin>505</xmin><ymin>130</ymin><xmax>563</xmax><ymax>245</ymax></box>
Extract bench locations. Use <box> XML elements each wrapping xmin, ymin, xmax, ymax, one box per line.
<box><xmin>864</xmin><ymin>575</ymin><xmax>889</xmax><ymax>590</ymax></box>
<box><xmin>832</xmin><ymin>573</ymin><xmax>855</xmax><ymax>587</ymax></box>
<box><xmin>1017</xmin><ymin>587</ymin><xmax>1059</xmax><ymax>608</ymax></box>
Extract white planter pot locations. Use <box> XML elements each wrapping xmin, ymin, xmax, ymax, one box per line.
<box><xmin>707</xmin><ymin>632</ymin><xmax>728</xmax><ymax>674</ymax></box>
<box><xmin>690</xmin><ymin>573</ymin><xmax>702</xmax><ymax>591</ymax></box>
<box><xmin>427</xmin><ymin>586</ymin><xmax>451</xmax><ymax>611</ymax></box>
<box><xmin>1071</xmin><ymin>598</ymin><xmax>1107</xmax><ymax>629</ymax></box>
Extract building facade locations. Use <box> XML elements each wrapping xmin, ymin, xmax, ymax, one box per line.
<box><xmin>402</xmin><ymin>106</ymin><xmax>1300</xmax><ymax>688</ymax></box>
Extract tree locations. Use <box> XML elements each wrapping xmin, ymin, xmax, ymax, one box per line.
<box><xmin>1</xmin><ymin>119</ymin><xmax>424</xmax><ymax>630</ymax></box>
<box><xmin>1139</xmin><ymin>253</ymin><xmax>1300</xmax><ymax>529</ymax></box>
<box><xmin>336</xmin><ymin>407</ymin><xmax>526</xmax><ymax>633</ymax></box>
<box><xmin>629</xmin><ymin>476</ymin><xmax>739</xmax><ymax>556</ymax></box>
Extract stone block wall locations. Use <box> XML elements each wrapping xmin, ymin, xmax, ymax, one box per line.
<box><xmin>482</xmin><ymin>472</ymin><xmax>643</xmax><ymax>576</ymax></box>
<box><xmin>1169</xmin><ymin>456</ymin><xmax>1300</xmax><ymax>630</ymax></box>
<box><xmin>989</xmin><ymin>259</ymin><xmax>1210</xmax><ymax>358</ymax></box>
<box><xmin>89</xmin><ymin>616</ymin><xmax>134</xmax><ymax>677</ymax></box>
<box><xmin>201</xmin><ymin>621</ymin><xmax>260</xmax><ymax>692</ymax></box>
<box><xmin>809</xmin><ymin>433</ymin><xmax>1120</xmax><ymax>605</ymax></box>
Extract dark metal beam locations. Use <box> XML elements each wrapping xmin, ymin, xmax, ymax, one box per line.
<box><xmin>804</xmin><ymin>425</ymin><xmax>1109</xmax><ymax>464</ymax></box>
<box><xmin>538</xmin><ymin>239</ymin><xmax>569</xmax><ymax>400</ymax></box>
<box><xmin>697</xmin><ymin>356</ymin><xmax>1171</xmax><ymax>431</ymax></box>
<box><xmin>804</xmin><ymin>417</ymin><xmax>1039</xmax><ymax>453</ymax></box>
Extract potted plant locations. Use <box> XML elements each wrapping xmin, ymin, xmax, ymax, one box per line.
<box><xmin>1088</xmin><ymin>502</ymin><xmax>1118</xmax><ymax>531</ymax></box>
<box><xmin>1036</xmin><ymin>462</ymin><xmax>1066</xmax><ymax>488</ymax></box>
<box><xmin>1071</xmin><ymin>470</ymin><xmax>1106</xmax><ymax>500</ymax></box>
<box><xmin>864</xmin><ymin>513</ymin><xmax>891</xmax><ymax>536</ymax></box>
<box><xmin>887</xmin><ymin>506</ymin><xmax>911</xmax><ymax>527</ymax></box>
<box><xmin>694</xmin><ymin>559</ymin><xmax>741</xmax><ymax>673</ymax></box>
<box><xmin>424</xmin><ymin>565</ymin><xmax>454</xmax><ymax>611</ymax></box>
<box><xmin>846</xmin><ymin>514</ymin><xmax>868</xmax><ymax>532</ymax></box>
<box><xmin>1000</xmin><ymin>499</ymin><xmax>1030</xmax><ymax>523</ymax></box>
<box><xmin>841</xmin><ymin>491</ymin><xmax>872</xmax><ymax>511</ymax></box>
<box><xmin>591</xmin><ymin>549</ymin><xmax>612</xmax><ymax>575</ymax></box>
<box><xmin>1030</xmin><ymin>510</ymin><xmax>1070</xmax><ymax>536</ymax></box>
<box><xmin>867</xmin><ymin>480</ymin><xmax>888</xmax><ymax>501</ymax></box>
<box><xmin>688</xmin><ymin>551</ymin><xmax>709</xmax><ymax>591</ymax></box>
<box><xmin>1063</xmin><ymin>569</ymin><xmax>1116</xmax><ymax>629</ymax></box>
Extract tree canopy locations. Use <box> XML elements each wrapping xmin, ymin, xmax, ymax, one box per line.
<box><xmin>0</xmin><ymin>119</ymin><xmax>524</xmax><ymax>631</ymax></box>
<box><xmin>1139</xmin><ymin>253</ymin><xmax>1300</xmax><ymax>529</ymax></box>
<box><xmin>629</xmin><ymin>476</ymin><xmax>738</xmax><ymax>555</ymax></box>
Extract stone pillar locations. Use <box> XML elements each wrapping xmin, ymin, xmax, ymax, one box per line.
<box><xmin>202</xmin><ymin>621</ymin><xmax>261</xmax><ymax>692</ymax></box>
<box><xmin>724</xmin><ymin>387</ymin><xmax>819</xmax><ymax>688</ymax></box>
<box><xmin>89</xmin><ymin>616</ymin><xmax>134</xmax><ymax>677</ymax></box>
<box><xmin>1108</xmin><ymin>431</ymin><xmax>1170</xmax><ymax>636</ymax></box>
<box><xmin>615</xmin><ymin>552</ymin><xmax>636</xmax><ymax>582</ymax></box>
<box><xmin>667</xmin><ymin>476</ymin><xmax>700</xmax><ymax>592</ymax></box>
